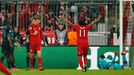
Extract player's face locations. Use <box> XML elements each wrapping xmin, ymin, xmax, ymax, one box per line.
<box><xmin>32</xmin><ymin>19</ymin><xmax>36</xmax><ymax>24</ymax></box>
<box><xmin>36</xmin><ymin>19</ymin><xmax>41</xmax><ymax>25</ymax></box>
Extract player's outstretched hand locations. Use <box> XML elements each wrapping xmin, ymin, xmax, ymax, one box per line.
<box><xmin>99</xmin><ymin>5</ymin><xmax>106</xmax><ymax>17</ymax></box>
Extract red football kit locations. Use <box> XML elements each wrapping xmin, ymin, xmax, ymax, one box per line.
<box><xmin>28</xmin><ymin>23</ymin><xmax>43</xmax><ymax>52</ymax></box>
<box><xmin>70</xmin><ymin>24</ymin><xmax>93</xmax><ymax>56</ymax></box>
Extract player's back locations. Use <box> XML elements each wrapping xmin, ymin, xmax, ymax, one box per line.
<box><xmin>71</xmin><ymin>24</ymin><xmax>93</xmax><ymax>45</ymax></box>
<box><xmin>75</xmin><ymin>26</ymin><xmax>89</xmax><ymax>42</ymax></box>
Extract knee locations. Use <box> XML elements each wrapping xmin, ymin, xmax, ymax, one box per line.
<box><xmin>27</xmin><ymin>52</ymin><xmax>30</xmax><ymax>57</ymax></box>
<box><xmin>9</xmin><ymin>56</ymin><xmax>14</xmax><ymax>61</ymax></box>
<box><xmin>77</xmin><ymin>52</ymin><xmax>82</xmax><ymax>56</ymax></box>
<box><xmin>37</xmin><ymin>51</ymin><xmax>42</xmax><ymax>57</ymax></box>
<box><xmin>29</xmin><ymin>52</ymin><xmax>34</xmax><ymax>58</ymax></box>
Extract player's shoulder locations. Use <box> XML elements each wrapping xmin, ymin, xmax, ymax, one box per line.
<box><xmin>28</xmin><ymin>24</ymin><xmax>32</xmax><ymax>27</ymax></box>
<box><xmin>85</xmin><ymin>25</ymin><xmax>90</xmax><ymax>28</ymax></box>
<box><xmin>30</xmin><ymin>23</ymin><xmax>34</xmax><ymax>26</ymax></box>
<box><xmin>73</xmin><ymin>24</ymin><xmax>80</xmax><ymax>28</ymax></box>
<box><xmin>29</xmin><ymin>23</ymin><xmax>35</xmax><ymax>27</ymax></box>
<box><xmin>28</xmin><ymin>24</ymin><xmax>33</xmax><ymax>30</ymax></box>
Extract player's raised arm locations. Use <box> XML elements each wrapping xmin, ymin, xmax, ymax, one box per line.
<box><xmin>90</xmin><ymin>15</ymin><xmax>102</xmax><ymax>25</ymax></box>
<box><xmin>28</xmin><ymin>18</ymin><xmax>38</xmax><ymax>36</ymax></box>
<box><xmin>90</xmin><ymin>5</ymin><xmax>105</xmax><ymax>25</ymax></box>
<box><xmin>59</xmin><ymin>16</ymin><xmax>73</xmax><ymax>25</ymax></box>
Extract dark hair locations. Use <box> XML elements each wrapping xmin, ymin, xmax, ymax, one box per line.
<box><xmin>32</xmin><ymin>15</ymin><xmax>41</xmax><ymax>20</ymax></box>
<box><xmin>78</xmin><ymin>19</ymin><xmax>86</xmax><ymax>26</ymax></box>
<box><xmin>100</xmin><ymin>55</ymin><xmax>105</xmax><ymax>59</ymax></box>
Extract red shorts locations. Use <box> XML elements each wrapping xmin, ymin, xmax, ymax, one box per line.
<box><xmin>77</xmin><ymin>45</ymin><xmax>88</xmax><ymax>55</ymax></box>
<box><xmin>30</xmin><ymin>43</ymin><xmax>42</xmax><ymax>52</ymax></box>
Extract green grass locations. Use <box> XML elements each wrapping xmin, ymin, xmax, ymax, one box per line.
<box><xmin>0</xmin><ymin>69</ymin><xmax>134</xmax><ymax>75</ymax></box>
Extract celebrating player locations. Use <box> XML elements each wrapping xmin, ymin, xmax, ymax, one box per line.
<box><xmin>28</xmin><ymin>15</ymin><xmax>45</xmax><ymax>71</ymax></box>
<box><xmin>60</xmin><ymin>5</ymin><xmax>105</xmax><ymax>72</ymax></box>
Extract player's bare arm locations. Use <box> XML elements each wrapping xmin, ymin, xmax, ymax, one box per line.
<box><xmin>15</xmin><ymin>37</ymin><xmax>20</xmax><ymax>50</ymax></box>
<box><xmin>7</xmin><ymin>34</ymin><xmax>13</xmax><ymax>49</ymax></box>
<box><xmin>90</xmin><ymin>15</ymin><xmax>102</xmax><ymax>25</ymax></box>
<box><xmin>0</xmin><ymin>38</ymin><xmax>2</xmax><ymax>46</ymax></box>
<box><xmin>88</xmin><ymin>5</ymin><xmax>105</xmax><ymax>26</ymax></box>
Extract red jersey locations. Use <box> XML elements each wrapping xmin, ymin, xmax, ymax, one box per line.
<box><xmin>28</xmin><ymin>23</ymin><xmax>44</xmax><ymax>44</ymax></box>
<box><xmin>71</xmin><ymin>24</ymin><xmax>93</xmax><ymax>45</ymax></box>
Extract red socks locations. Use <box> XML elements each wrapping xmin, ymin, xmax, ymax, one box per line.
<box><xmin>0</xmin><ymin>63</ymin><xmax>11</xmax><ymax>75</ymax></box>
<box><xmin>38</xmin><ymin>57</ymin><xmax>42</xmax><ymax>68</ymax></box>
<box><xmin>78</xmin><ymin>56</ymin><xmax>83</xmax><ymax>69</ymax></box>
<box><xmin>30</xmin><ymin>56</ymin><xmax>42</xmax><ymax>69</ymax></box>
<box><xmin>78</xmin><ymin>56</ymin><xmax>88</xmax><ymax>69</ymax></box>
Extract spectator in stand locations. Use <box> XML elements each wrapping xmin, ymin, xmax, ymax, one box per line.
<box><xmin>55</xmin><ymin>22</ymin><xmax>67</xmax><ymax>45</ymax></box>
<box><xmin>18</xmin><ymin>10</ymin><xmax>24</xmax><ymax>29</ymax></box>
<box><xmin>32</xmin><ymin>1</ymin><xmax>39</xmax><ymax>15</ymax></box>
<box><xmin>23</xmin><ymin>3</ymin><xmax>33</xmax><ymax>31</ymax></box>
<box><xmin>67</xmin><ymin>27</ymin><xmax>77</xmax><ymax>46</ymax></box>
<box><xmin>0</xmin><ymin>10</ymin><xmax>6</xmax><ymax>26</ymax></box>
<box><xmin>45</xmin><ymin>12</ymin><xmax>55</xmax><ymax>31</ymax></box>
<box><xmin>0</xmin><ymin>12</ymin><xmax>4</xmax><ymax>26</ymax></box>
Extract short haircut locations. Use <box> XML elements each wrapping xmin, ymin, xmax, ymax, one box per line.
<box><xmin>100</xmin><ymin>55</ymin><xmax>105</xmax><ymax>59</ymax></box>
<box><xmin>78</xmin><ymin>19</ymin><xmax>86</xmax><ymax>25</ymax></box>
<box><xmin>32</xmin><ymin>15</ymin><xmax>41</xmax><ymax>20</ymax></box>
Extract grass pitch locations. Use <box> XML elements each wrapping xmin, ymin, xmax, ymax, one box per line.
<box><xmin>0</xmin><ymin>69</ymin><xmax>134</xmax><ymax>75</ymax></box>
